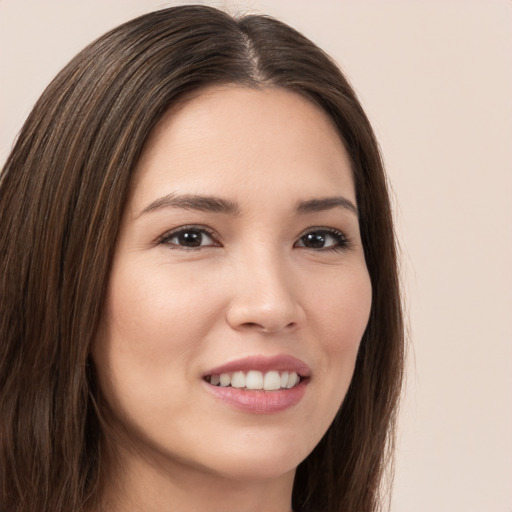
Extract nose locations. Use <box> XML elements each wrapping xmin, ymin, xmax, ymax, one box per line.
<box><xmin>225</xmin><ymin>251</ymin><xmax>306</xmax><ymax>335</ymax></box>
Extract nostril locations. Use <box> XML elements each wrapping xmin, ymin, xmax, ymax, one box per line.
<box><xmin>242</xmin><ymin>322</ymin><xmax>260</xmax><ymax>329</ymax></box>
<box><xmin>240</xmin><ymin>321</ymin><xmax>297</xmax><ymax>333</ymax></box>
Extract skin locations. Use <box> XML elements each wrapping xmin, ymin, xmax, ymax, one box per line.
<box><xmin>93</xmin><ymin>85</ymin><xmax>372</xmax><ymax>512</ymax></box>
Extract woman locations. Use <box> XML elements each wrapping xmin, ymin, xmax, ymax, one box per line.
<box><xmin>0</xmin><ymin>5</ymin><xmax>403</xmax><ymax>512</ymax></box>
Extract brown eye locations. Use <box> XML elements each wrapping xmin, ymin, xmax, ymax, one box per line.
<box><xmin>301</xmin><ymin>232</ymin><xmax>327</xmax><ymax>249</ymax></box>
<box><xmin>175</xmin><ymin>230</ymin><xmax>205</xmax><ymax>247</ymax></box>
<box><xmin>161</xmin><ymin>227</ymin><xmax>218</xmax><ymax>249</ymax></box>
<box><xmin>295</xmin><ymin>229</ymin><xmax>348</xmax><ymax>251</ymax></box>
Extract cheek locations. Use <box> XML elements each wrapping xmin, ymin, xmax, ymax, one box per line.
<box><xmin>305</xmin><ymin>265</ymin><xmax>372</xmax><ymax>408</ymax></box>
<box><xmin>309</xmin><ymin>265</ymin><xmax>372</xmax><ymax>352</ymax></box>
<box><xmin>92</xmin><ymin>261</ymin><xmax>225</xmax><ymax>427</ymax></box>
<box><xmin>285</xmin><ymin>266</ymin><xmax>372</xmax><ymax>456</ymax></box>
<box><xmin>100</xmin><ymin>261</ymin><xmax>221</xmax><ymax>365</ymax></box>
<box><xmin>92</xmin><ymin>263</ymin><xmax>214</xmax><ymax>428</ymax></box>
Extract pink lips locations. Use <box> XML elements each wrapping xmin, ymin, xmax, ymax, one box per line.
<box><xmin>204</xmin><ymin>354</ymin><xmax>311</xmax><ymax>377</ymax></box>
<box><xmin>202</xmin><ymin>354</ymin><xmax>311</xmax><ymax>414</ymax></box>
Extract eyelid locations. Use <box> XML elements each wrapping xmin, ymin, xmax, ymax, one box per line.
<box><xmin>294</xmin><ymin>226</ymin><xmax>351</xmax><ymax>251</ymax></box>
<box><xmin>156</xmin><ymin>225</ymin><xmax>222</xmax><ymax>249</ymax></box>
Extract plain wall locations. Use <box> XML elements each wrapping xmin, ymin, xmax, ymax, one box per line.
<box><xmin>1</xmin><ymin>1</ymin><xmax>511</xmax><ymax>511</ymax></box>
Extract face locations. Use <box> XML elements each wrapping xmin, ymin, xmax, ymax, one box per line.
<box><xmin>93</xmin><ymin>86</ymin><xmax>372</xmax><ymax>484</ymax></box>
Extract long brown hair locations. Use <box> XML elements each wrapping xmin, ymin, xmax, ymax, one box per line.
<box><xmin>0</xmin><ymin>5</ymin><xmax>403</xmax><ymax>511</ymax></box>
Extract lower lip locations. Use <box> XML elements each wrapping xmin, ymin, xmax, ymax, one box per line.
<box><xmin>203</xmin><ymin>380</ymin><xmax>308</xmax><ymax>414</ymax></box>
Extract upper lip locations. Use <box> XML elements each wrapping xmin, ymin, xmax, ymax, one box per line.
<box><xmin>203</xmin><ymin>354</ymin><xmax>311</xmax><ymax>378</ymax></box>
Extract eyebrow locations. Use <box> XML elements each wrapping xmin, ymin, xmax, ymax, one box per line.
<box><xmin>296</xmin><ymin>196</ymin><xmax>359</xmax><ymax>217</ymax></box>
<box><xmin>140</xmin><ymin>193</ymin><xmax>240</xmax><ymax>216</ymax></box>
<box><xmin>139</xmin><ymin>193</ymin><xmax>358</xmax><ymax>218</ymax></box>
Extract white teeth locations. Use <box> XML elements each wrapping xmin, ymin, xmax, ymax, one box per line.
<box><xmin>231</xmin><ymin>371</ymin><xmax>246</xmax><ymax>388</ymax></box>
<box><xmin>245</xmin><ymin>370</ymin><xmax>263</xmax><ymax>390</ymax></box>
<box><xmin>219</xmin><ymin>373</ymin><xmax>231</xmax><ymax>387</ymax></box>
<box><xmin>263</xmin><ymin>371</ymin><xmax>281</xmax><ymax>391</ymax></box>
<box><xmin>286</xmin><ymin>372</ymin><xmax>299</xmax><ymax>388</ymax></box>
<box><xmin>208</xmin><ymin>370</ymin><xmax>301</xmax><ymax>390</ymax></box>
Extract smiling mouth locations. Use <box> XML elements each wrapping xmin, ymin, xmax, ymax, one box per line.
<box><xmin>204</xmin><ymin>370</ymin><xmax>302</xmax><ymax>391</ymax></box>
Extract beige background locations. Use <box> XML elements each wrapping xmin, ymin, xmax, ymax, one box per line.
<box><xmin>1</xmin><ymin>1</ymin><xmax>511</xmax><ymax>510</ymax></box>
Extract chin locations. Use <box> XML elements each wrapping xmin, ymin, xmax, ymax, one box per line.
<box><xmin>209</xmin><ymin>454</ymin><xmax>299</xmax><ymax>483</ymax></box>
<box><xmin>195</xmin><ymin>431</ymin><xmax>311</xmax><ymax>482</ymax></box>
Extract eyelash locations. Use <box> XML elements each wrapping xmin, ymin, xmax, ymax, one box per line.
<box><xmin>157</xmin><ymin>225</ymin><xmax>351</xmax><ymax>252</ymax></box>
<box><xmin>157</xmin><ymin>225</ymin><xmax>220</xmax><ymax>250</ymax></box>
<box><xmin>295</xmin><ymin>227</ymin><xmax>351</xmax><ymax>252</ymax></box>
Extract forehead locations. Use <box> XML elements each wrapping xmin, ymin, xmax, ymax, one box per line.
<box><xmin>130</xmin><ymin>85</ymin><xmax>355</xmax><ymax>209</ymax></box>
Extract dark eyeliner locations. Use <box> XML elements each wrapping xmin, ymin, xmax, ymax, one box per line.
<box><xmin>156</xmin><ymin>225</ymin><xmax>220</xmax><ymax>249</ymax></box>
<box><xmin>296</xmin><ymin>227</ymin><xmax>352</xmax><ymax>252</ymax></box>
